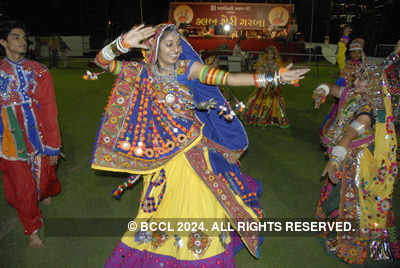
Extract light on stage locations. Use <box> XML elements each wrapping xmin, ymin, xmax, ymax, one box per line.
<box><xmin>223</xmin><ymin>24</ymin><xmax>231</xmax><ymax>33</ymax></box>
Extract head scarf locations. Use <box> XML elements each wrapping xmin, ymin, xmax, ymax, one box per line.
<box><xmin>348</xmin><ymin>38</ymin><xmax>365</xmax><ymax>52</ymax></box>
<box><xmin>348</xmin><ymin>38</ymin><xmax>366</xmax><ymax>65</ymax></box>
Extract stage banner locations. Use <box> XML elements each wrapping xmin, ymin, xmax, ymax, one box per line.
<box><xmin>169</xmin><ymin>2</ymin><xmax>294</xmax><ymax>30</ymax></box>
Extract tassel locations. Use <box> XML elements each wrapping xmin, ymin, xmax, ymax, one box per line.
<box><xmin>235</xmin><ymin>101</ymin><xmax>245</xmax><ymax>112</ymax></box>
<box><xmin>83</xmin><ymin>70</ymin><xmax>105</xmax><ymax>80</ymax></box>
<box><xmin>111</xmin><ymin>175</ymin><xmax>141</xmax><ymax>199</ymax></box>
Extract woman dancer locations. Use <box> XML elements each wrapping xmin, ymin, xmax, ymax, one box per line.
<box><xmin>319</xmin><ymin>39</ymin><xmax>367</xmax><ymax>146</ymax></box>
<box><xmin>242</xmin><ymin>46</ymin><xmax>290</xmax><ymax>128</ymax></box>
<box><xmin>92</xmin><ymin>24</ymin><xmax>308</xmax><ymax>267</ymax></box>
<box><xmin>313</xmin><ymin>64</ymin><xmax>400</xmax><ymax>264</ymax></box>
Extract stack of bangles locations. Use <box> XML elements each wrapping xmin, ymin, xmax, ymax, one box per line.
<box><xmin>95</xmin><ymin>35</ymin><xmax>130</xmax><ymax>68</ymax></box>
<box><xmin>329</xmin><ymin>145</ymin><xmax>347</xmax><ymax>168</ymax></box>
<box><xmin>253</xmin><ymin>68</ymin><xmax>298</xmax><ymax>88</ymax></box>
<box><xmin>253</xmin><ymin>72</ymin><xmax>279</xmax><ymax>88</ymax></box>
<box><xmin>316</xmin><ymin>84</ymin><xmax>330</xmax><ymax>104</ymax></box>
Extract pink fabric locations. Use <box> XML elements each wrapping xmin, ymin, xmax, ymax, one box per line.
<box><xmin>104</xmin><ymin>240</ymin><xmax>236</xmax><ymax>268</ymax></box>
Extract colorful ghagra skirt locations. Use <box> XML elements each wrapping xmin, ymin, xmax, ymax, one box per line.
<box><xmin>242</xmin><ymin>85</ymin><xmax>289</xmax><ymax>128</ymax></box>
<box><xmin>316</xmin><ymin>145</ymin><xmax>400</xmax><ymax>265</ymax></box>
<box><xmin>104</xmin><ymin>138</ymin><xmax>262</xmax><ymax>267</ymax></box>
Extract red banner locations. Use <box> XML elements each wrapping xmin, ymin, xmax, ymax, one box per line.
<box><xmin>169</xmin><ymin>2</ymin><xmax>294</xmax><ymax>30</ymax></box>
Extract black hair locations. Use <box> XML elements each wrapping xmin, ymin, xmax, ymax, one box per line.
<box><xmin>0</xmin><ymin>20</ymin><xmax>26</xmax><ymax>41</ymax></box>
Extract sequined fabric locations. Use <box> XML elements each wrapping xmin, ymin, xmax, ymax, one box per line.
<box><xmin>316</xmin><ymin>65</ymin><xmax>399</xmax><ymax>264</ymax></box>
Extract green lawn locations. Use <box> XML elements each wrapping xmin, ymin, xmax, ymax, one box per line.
<box><xmin>0</xmin><ymin>63</ymin><xmax>399</xmax><ymax>268</ymax></box>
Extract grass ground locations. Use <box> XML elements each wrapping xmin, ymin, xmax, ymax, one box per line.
<box><xmin>0</xmin><ymin>61</ymin><xmax>399</xmax><ymax>268</ymax></box>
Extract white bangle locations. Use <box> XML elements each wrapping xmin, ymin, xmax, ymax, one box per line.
<box><xmin>316</xmin><ymin>84</ymin><xmax>330</xmax><ymax>96</ymax></box>
<box><xmin>116</xmin><ymin>36</ymin><xmax>129</xmax><ymax>54</ymax></box>
<box><xmin>350</xmin><ymin>120</ymin><xmax>366</xmax><ymax>135</ymax></box>
<box><xmin>273</xmin><ymin>71</ymin><xmax>280</xmax><ymax>86</ymax></box>
<box><xmin>255</xmin><ymin>72</ymin><xmax>281</xmax><ymax>88</ymax></box>
<box><xmin>101</xmin><ymin>36</ymin><xmax>129</xmax><ymax>61</ymax></box>
<box><xmin>331</xmin><ymin>146</ymin><xmax>347</xmax><ymax>162</ymax></box>
<box><xmin>101</xmin><ymin>40</ymin><xmax>118</xmax><ymax>61</ymax></box>
<box><xmin>256</xmin><ymin>73</ymin><xmax>266</xmax><ymax>88</ymax></box>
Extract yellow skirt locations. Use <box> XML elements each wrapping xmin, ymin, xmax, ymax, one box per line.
<box><xmin>116</xmin><ymin>139</ymin><xmax>258</xmax><ymax>261</ymax></box>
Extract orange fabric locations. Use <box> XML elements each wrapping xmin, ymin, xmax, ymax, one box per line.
<box><xmin>1</xmin><ymin>108</ymin><xmax>17</xmax><ymax>158</ymax></box>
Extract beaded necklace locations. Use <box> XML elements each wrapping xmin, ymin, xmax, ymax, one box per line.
<box><xmin>149</xmin><ymin>64</ymin><xmax>194</xmax><ymax>111</ymax></box>
<box><xmin>151</xmin><ymin>63</ymin><xmax>178</xmax><ymax>84</ymax></box>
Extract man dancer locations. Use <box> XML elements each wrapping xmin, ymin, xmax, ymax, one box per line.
<box><xmin>0</xmin><ymin>20</ymin><xmax>61</xmax><ymax>247</ymax></box>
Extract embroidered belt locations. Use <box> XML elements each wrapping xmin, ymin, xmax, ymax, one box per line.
<box><xmin>185</xmin><ymin>141</ymin><xmax>260</xmax><ymax>257</ymax></box>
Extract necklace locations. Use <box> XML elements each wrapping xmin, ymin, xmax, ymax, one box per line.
<box><xmin>151</xmin><ymin>63</ymin><xmax>178</xmax><ymax>84</ymax></box>
<box><xmin>158</xmin><ymin>64</ymin><xmax>175</xmax><ymax>75</ymax></box>
<box><xmin>149</xmin><ymin>64</ymin><xmax>194</xmax><ymax>111</ymax></box>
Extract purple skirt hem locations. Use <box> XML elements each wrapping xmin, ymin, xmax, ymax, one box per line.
<box><xmin>104</xmin><ymin>237</ymin><xmax>239</xmax><ymax>268</ymax></box>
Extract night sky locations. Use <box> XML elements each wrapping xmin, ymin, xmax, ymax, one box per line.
<box><xmin>0</xmin><ymin>0</ymin><xmax>170</xmax><ymax>34</ymax></box>
<box><xmin>1</xmin><ymin>0</ymin><xmax>398</xmax><ymax>53</ymax></box>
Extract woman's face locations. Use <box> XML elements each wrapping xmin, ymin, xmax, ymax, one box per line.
<box><xmin>350</xmin><ymin>50</ymin><xmax>361</xmax><ymax>61</ymax></box>
<box><xmin>157</xmin><ymin>31</ymin><xmax>182</xmax><ymax>67</ymax></box>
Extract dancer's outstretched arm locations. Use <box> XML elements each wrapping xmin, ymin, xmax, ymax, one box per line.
<box><xmin>189</xmin><ymin>62</ymin><xmax>309</xmax><ymax>87</ymax></box>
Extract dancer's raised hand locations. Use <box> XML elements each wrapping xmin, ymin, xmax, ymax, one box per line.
<box><xmin>123</xmin><ymin>24</ymin><xmax>155</xmax><ymax>49</ymax></box>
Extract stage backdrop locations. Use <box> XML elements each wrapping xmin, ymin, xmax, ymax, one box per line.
<box><xmin>169</xmin><ymin>2</ymin><xmax>294</xmax><ymax>30</ymax></box>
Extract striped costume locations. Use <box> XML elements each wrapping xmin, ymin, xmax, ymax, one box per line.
<box><xmin>0</xmin><ymin>57</ymin><xmax>61</xmax><ymax>235</ymax></box>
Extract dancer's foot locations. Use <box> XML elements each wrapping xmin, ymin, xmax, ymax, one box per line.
<box><xmin>28</xmin><ymin>232</ymin><xmax>44</xmax><ymax>248</ymax></box>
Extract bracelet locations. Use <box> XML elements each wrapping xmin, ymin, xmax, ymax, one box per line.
<box><xmin>116</xmin><ymin>36</ymin><xmax>129</xmax><ymax>53</ymax></box>
<box><xmin>96</xmin><ymin>36</ymin><xmax>130</xmax><ymax>67</ymax></box>
<box><xmin>316</xmin><ymin>84</ymin><xmax>330</xmax><ymax>96</ymax></box>
<box><xmin>329</xmin><ymin>155</ymin><xmax>344</xmax><ymax>180</ymax></box>
<box><xmin>199</xmin><ymin>66</ymin><xmax>229</xmax><ymax>85</ymax></box>
<box><xmin>259</xmin><ymin>73</ymin><xmax>266</xmax><ymax>88</ymax></box>
<box><xmin>102</xmin><ymin>36</ymin><xmax>129</xmax><ymax>61</ymax></box>
<box><xmin>273</xmin><ymin>71</ymin><xmax>280</xmax><ymax>86</ymax></box>
<box><xmin>95</xmin><ymin>52</ymin><xmax>112</xmax><ymax>67</ymax></box>
<box><xmin>253</xmin><ymin>72</ymin><xmax>281</xmax><ymax>88</ymax></box>
<box><xmin>349</xmin><ymin>120</ymin><xmax>366</xmax><ymax>135</ymax></box>
<box><xmin>266</xmin><ymin>71</ymin><xmax>274</xmax><ymax>83</ymax></box>
<box><xmin>253</xmin><ymin>73</ymin><xmax>260</xmax><ymax>88</ymax></box>
<box><xmin>331</xmin><ymin>145</ymin><xmax>347</xmax><ymax>162</ymax></box>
